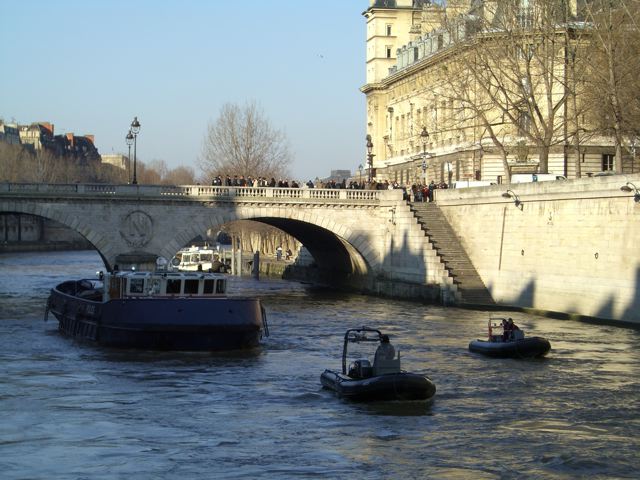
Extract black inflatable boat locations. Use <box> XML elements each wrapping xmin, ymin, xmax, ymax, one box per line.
<box><xmin>468</xmin><ymin>317</ymin><xmax>551</xmax><ymax>359</ymax></box>
<box><xmin>320</xmin><ymin>327</ymin><xmax>436</xmax><ymax>402</ymax></box>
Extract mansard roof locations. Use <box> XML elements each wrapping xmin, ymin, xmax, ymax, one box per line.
<box><xmin>371</xmin><ymin>0</ymin><xmax>431</xmax><ymax>8</ymax></box>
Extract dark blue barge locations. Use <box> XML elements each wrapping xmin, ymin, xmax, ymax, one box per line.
<box><xmin>46</xmin><ymin>270</ymin><xmax>268</xmax><ymax>351</ymax></box>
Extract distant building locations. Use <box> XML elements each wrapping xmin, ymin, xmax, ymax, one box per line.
<box><xmin>101</xmin><ymin>154</ymin><xmax>129</xmax><ymax>171</ymax></box>
<box><xmin>15</xmin><ymin>121</ymin><xmax>100</xmax><ymax>164</ymax></box>
<box><xmin>18</xmin><ymin>122</ymin><xmax>56</xmax><ymax>153</ymax></box>
<box><xmin>0</xmin><ymin>121</ymin><xmax>20</xmax><ymax>145</ymax></box>
<box><xmin>321</xmin><ymin>169</ymin><xmax>352</xmax><ymax>183</ymax></box>
<box><xmin>56</xmin><ymin>132</ymin><xmax>101</xmax><ymax>165</ymax></box>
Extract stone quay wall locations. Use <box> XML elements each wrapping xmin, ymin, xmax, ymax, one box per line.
<box><xmin>434</xmin><ymin>174</ymin><xmax>640</xmax><ymax>325</ymax></box>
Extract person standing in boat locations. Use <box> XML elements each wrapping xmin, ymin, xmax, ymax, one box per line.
<box><xmin>503</xmin><ymin>318</ymin><xmax>520</xmax><ymax>341</ymax></box>
<box><xmin>375</xmin><ymin>335</ymin><xmax>396</xmax><ymax>362</ymax></box>
<box><xmin>508</xmin><ymin>318</ymin><xmax>520</xmax><ymax>339</ymax></box>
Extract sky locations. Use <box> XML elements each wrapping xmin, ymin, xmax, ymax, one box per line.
<box><xmin>0</xmin><ymin>0</ymin><xmax>368</xmax><ymax>181</ymax></box>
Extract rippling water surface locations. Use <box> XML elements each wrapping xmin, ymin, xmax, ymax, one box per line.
<box><xmin>1</xmin><ymin>251</ymin><xmax>639</xmax><ymax>479</ymax></box>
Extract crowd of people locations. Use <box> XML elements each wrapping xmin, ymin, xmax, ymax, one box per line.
<box><xmin>210</xmin><ymin>174</ymin><xmax>451</xmax><ymax>202</ymax></box>
<box><xmin>211</xmin><ymin>175</ymin><xmax>303</xmax><ymax>188</ymax></box>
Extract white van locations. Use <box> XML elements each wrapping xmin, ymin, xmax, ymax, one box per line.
<box><xmin>511</xmin><ymin>174</ymin><xmax>566</xmax><ymax>183</ymax></box>
<box><xmin>451</xmin><ymin>180</ymin><xmax>496</xmax><ymax>189</ymax></box>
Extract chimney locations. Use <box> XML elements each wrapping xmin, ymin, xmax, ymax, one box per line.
<box><xmin>41</xmin><ymin>122</ymin><xmax>54</xmax><ymax>136</ymax></box>
<box><xmin>66</xmin><ymin>133</ymin><xmax>74</xmax><ymax>146</ymax></box>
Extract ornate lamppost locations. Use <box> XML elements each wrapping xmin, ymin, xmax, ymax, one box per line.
<box><xmin>130</xmin><ymin>116</ymin><xmax>141</xmax><ymax>185</ymax></box>
<box><xmin>420</xmin><ymin>126</ymin><xmax>429</xmax><ymax>184</ymax></box>
<box><xmin>366</xmin><ymin>134</ymin><xmax>375</xmax><ymax>183</ymax></box>
<box><xmin>125</xmin><ymin>129</ymin><xmax>134</xmax><ymax>184</ymax></box>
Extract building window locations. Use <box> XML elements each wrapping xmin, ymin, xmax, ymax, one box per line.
<box><xmin>386</xmin><ymin>24</ymin><xmax>392</xmax><ymax>36</ymax></box>
<box><xmin>386</xmin><ymin>46</ymin><xmax>392</xmax><ymax>58</ymax></box>
<box><xmin>518</xmin><ymin>0</ymin><xmax>533</xmax><ymax>28</ymax></box>
<box><xmin>518</xmin><ymin>109</ymin><xmax>532</xmax><ymax>134</ymax></box>
<box><xmin>602</xmin><ymin>154</ymin><xmax>614</xmax><ymax>171</ymax></box>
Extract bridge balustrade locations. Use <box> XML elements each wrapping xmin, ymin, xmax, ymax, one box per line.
<box><xmin>0</xmin><ymin>183</ymin><xmax>395</xmax><ymax>203</ymax></box>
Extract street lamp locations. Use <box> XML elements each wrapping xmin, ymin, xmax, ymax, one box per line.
<box><xmin>620</xmin><ymin>182</ymin><xmax>640</xmax><ymax>202</ymax></box>
<box><xmin>125</xmin><ymin>129</ymin><xmax>134</xmax><ymax>184</ymax></box>
<box><xmin>130</xmin><ymin>116</ymin><xmax>141</xmax><ymax>185</ymax></box>
<box><xmin>502</xmin><ymin>189</ymin><xmax>523</xmax><ymax>209</ymax></box>
<box><xmin>366</xmin><ymin>134</ymin><xmax>375</xmax><ymax>183</ymax></box>
<box><xmin>420</xmin><ymin>127</ymin><xmax>429</xmax><ymax>184</ymax></box>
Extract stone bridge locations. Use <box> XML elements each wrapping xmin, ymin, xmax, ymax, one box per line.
<box><xmin>0</xmin><ymin>183</ymin><xmax>456</xmax><ymax>302</ymax></box>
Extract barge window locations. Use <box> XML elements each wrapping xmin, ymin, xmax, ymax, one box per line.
<box><xmin>184</xmin><ymin>279</ymin><xmax>199</xmax><ymax>294</ymax></box>
<box><xmin>216</xmin><ymin>279</ymin><xmax>226</xmax><ymax>294</ymax></box>
<box><xmin>203</xmin><ymin>279</ymin><xmax>215</xmax><ymax>294</ymax></box>
<box><xmin>130</xmin><ymin>278</ymin><xmax>145</xmax><ymax>294</ymax></box>
<box><xmin>166</xmin><ymin>279</ymin><xmax>182</xmax><ymax>294</ymax></box>
<box><xmin>200</xmin><ymin>253</ymin><xmax>212</xmax><ymax>261</ymax></box>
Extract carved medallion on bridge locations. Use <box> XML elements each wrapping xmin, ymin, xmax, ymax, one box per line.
<box><xmin>120</xmin><ymin>210</ymin><xmax>153</xmax><ymax>248</ymax></box>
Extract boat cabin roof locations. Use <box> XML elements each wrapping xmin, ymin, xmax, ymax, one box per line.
<box><xmin>105</xmin><ymin>270</ymin><xmax>227</xmax><ymax>298</ymax></box>
<box><xmin>111</xmin><ymin>270</ymin><xmax>225</xmax><ymax>280</ymax></box>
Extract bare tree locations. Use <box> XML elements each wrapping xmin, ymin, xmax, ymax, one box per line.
<box><xmin>583</xmin><ymin>0</ymin><xmax>640</xmax><ymax>173</ymax></box>
<box><xmin>164</xmin><ymin>165</ymin><xmax>197</xmax><ymax>185</ymax></box>
<box><xmin>439</xmin><ymin>1</ymin><xmax>575</xmax><ymax>178</ymax></box>
<box><xmin>199</xmin><ymin>101</ymin><xmax>292</xmax><ymax>180</ymax></box>
<box><xmin>0</xmin><ymin>143</ymin><xmax>27</xmax><ymax>182</ymax></box>
<box><xmin>136</xmin><ymin>161</ymin><xmax>162</xmax><ymax>185</ymax></box>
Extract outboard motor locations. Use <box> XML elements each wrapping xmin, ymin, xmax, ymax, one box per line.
<box><xmin>348</xmin><ymin>359</ymin><xmax>373</xmax><ymax>379</ymax></box>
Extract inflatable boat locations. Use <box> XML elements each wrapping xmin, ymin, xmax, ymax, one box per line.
<box><xmin>320</xmin><ymin>327</ymin><xmax>436</xmax><ymax>402</ymax></box>
<box><xmin>468</xmin><ymin>317</ymin><xmax>551</xmax><ymax>359</ymax></box>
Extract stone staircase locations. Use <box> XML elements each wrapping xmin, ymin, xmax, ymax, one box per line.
<box><xmin>409</xmin><ymin>201</ymin><xmax>495</xmax><ymax>305</ymax></box>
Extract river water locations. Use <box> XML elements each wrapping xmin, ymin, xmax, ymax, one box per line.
<box><xmin>0</xmin><ymin>250</ymin><xmax>638</xmax><ymax>479</ymax></box>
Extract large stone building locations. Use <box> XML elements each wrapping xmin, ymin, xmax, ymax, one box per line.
<box><xmin>361</xmin><ymin>0</ymin><xmax>633</xmax><ymax>186</ymax></box>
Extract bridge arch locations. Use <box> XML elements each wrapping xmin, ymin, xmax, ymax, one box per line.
<box><xmin>0</xmin><ymin>203</ymin><xmax>115</xmax><ymax>269</ymax></box>
<box><xmin>161</xmin><ymin>208</ymin><xmax>379</xmax><ymax>278</ymax></box>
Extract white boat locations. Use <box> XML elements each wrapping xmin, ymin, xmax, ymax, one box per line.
<box><xmin>176</xmin><ymin>245</ymin><xmax>230</xmax><ymax>272</ymax></box>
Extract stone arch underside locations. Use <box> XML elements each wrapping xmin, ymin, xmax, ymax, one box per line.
<box><xmin>254</xmin><ymin>217</ymin><xmax>370</xmax><ymax>277</ymax></box>
<box><xmin>0</xmin><ymin>203</ymin><xmax>113</xmax><ymax>270</ymax></box>
<box><xmin>160</xmin><ymin>213</ymin><xmax>377</xmax><ymax>280</ymax></box>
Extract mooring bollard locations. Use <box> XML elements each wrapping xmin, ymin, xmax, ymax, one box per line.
<box><xmin>252</xmin><ymin>251</ymin><xmax>260</xmax><ymax>280</ymax></box>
